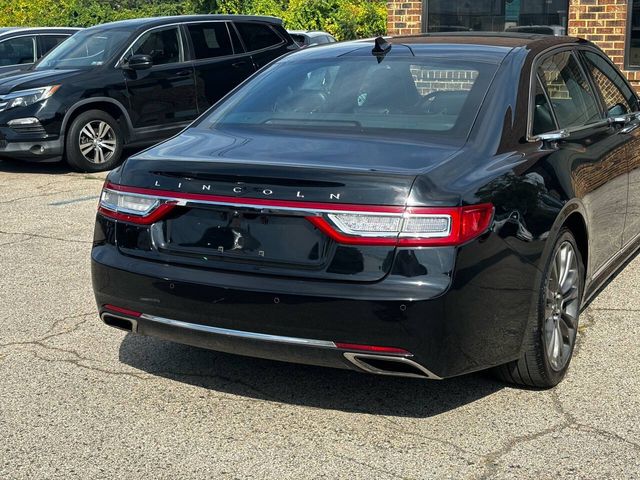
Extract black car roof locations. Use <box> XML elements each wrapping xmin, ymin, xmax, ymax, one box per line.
<box><xmin>287</xmin><ymin>32</ymin><xmax>585</xmax><ymax>62</ymax></box>
<box><xmin>89</xmin><ymin>14</ymin><xmax>283</xmax><ymax>30</ymax></box>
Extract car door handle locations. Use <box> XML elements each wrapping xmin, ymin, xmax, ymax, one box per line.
<box><xmin>172</xmin><ymin>69</ymin><xmax>192</xmax><ymax>77</ymax></box>
<box><xmin>232</xmin><ymin>61</ymin><xmax>248</xmax><ymax>69</ymax></box>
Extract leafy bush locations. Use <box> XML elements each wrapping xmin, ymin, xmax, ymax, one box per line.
<box><xmin>0</xmin><ymin>0</ymin><xmax>386</xmax><ymax>40</ymax></box>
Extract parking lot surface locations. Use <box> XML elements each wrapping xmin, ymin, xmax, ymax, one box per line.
<box><xmin>1</xmin><ymin>160</ymin><xmax>639</xmax><ymax>479</ymax></box>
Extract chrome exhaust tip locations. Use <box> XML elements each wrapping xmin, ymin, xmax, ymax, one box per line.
<box><xmin>343</xmin><ymin>352</ymin><xmax>441</xmax><ymax>379</ymax></box>
<box><xmin>101</xmin><ymin>313</ymin><xmax>138</xmax><ymax>333</ymax></box>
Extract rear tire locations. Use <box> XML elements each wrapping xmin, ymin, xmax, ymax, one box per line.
<box><xmin>493</xmin><ymin>228</ymin><xmax>584</xmax><ymax>388</ymax></box>
<box><xmin>65</xmin><ymin>110</ymin><xmax>124</xmax><ymax>172</ymax></box>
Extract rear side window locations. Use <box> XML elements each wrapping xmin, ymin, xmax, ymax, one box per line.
<box><xmin>0</xmin><ymin>36</ymin><xmax>35</xmax><ymax>66</ymax></box>
<box><xmin>532</xmin><ymin>76</ymin><xmax>557</xmax><ymax>136</ymax></box>
<box><xmin>40</xmin><ymin>35</ymin><xmax>69</xmax><ymax>57</ymax></box>
<box><xmin>187</xmin><ymin>22</ymin><xmax>233</xmax><ymax>59</ymax></box>
<box><xmin>131</xmin><ymin>27</ymin><xmax>182</xmax><ymax>65</ymax></box>
<box><xmin>537</xmin><ymin>51</ymin><xmax>602</xmax><ymax>129</ymax></box>
<box><xmin>581</xmin><ymin>50</ymin><xmax>639</xmax><ymax>116</ymax></box>
<box><xmin>235</xmin><ymin>22</ymin><xmax>282</xmax><ymax>51</ymax></box>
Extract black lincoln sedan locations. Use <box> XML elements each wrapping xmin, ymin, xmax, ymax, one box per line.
<box><xmin>92</xmin><ymin>34</ymin><xmax>640</xmax><ymax>388</ymax></box>
<box><xmin>0</xmin><ymin>15</ymin><xmax>296</xmax><ymax>171</ymax></box>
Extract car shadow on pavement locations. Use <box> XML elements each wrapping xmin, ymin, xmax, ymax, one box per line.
<box><xmin>0</xmin><ymin>159</ymin><xmax>74</xmax><ymax>174</ymax></box>
<box><xmin>119</xmin><ymin>334</ymin><xmax>505</xmax><ymax>417</ymax></box>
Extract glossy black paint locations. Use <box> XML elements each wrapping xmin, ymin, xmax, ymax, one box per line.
<box><xmin>92</xmin><ymin>34</ymin><xmax>640</xmax><ymax>378</ymax></box>
<box><xmin>0</xmin><ymin>16</ymin><xmax>296</xmax><ymax>162</ymax></box>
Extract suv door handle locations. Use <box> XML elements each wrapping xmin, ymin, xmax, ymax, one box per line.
<box><xmin>172</xmin><ymin>69</ymin><xmax>192</xmax><ymax>77</ymax></box>
<box><xmin>232</xmin><ymin>61</ymin><xmax>248</xmax><ymax>69</ymax></box>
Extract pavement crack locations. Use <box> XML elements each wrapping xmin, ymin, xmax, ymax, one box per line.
<box><xmin>0</xmin><ymin>229</ymin><xmax>92</xmax><ymax>244</ymax></box>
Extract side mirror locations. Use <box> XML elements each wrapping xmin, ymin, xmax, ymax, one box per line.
<box><xmin>126</xmin><ymin>54</ymin><xmax>153</xmax><ymax>70</ymax></box>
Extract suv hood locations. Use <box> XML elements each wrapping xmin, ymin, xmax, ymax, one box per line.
<box><xmin>0</xmin><ymin>69</ymin><xmax>81</xmax><ymax>95</ymax></box>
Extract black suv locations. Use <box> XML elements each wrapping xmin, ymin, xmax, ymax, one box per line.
<box><xmin>0</xmin><ymin>27</ymin><xmax>80</xmax><ymax>76</ymax></box>
<box><xmin>0</xmin><ymin>15</ymin><xmax>296</xmax><ymax>171</ymax></box>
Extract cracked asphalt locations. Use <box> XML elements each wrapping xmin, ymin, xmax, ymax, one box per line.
<box><xmin>1</xmin><ymin>160</ymin><xmax>639</xmax><ymax>480</ymax></box>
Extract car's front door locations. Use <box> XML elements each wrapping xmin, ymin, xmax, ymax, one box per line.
<box><xmin>534</xmin><ymin>49</ymin><xmax>630</xmax><ymax>275</ymax></box>
<box><xmin>122</xmin><ymin>25</ymin><xmax>197</xmax><ymax>133</ymax></box>
<box><xmin>580</xmin><ymin>49</ymin><xmax>640</xmax><ymax>250</ymax></box>
<box><xmin>185</xmin><ymin>21</ymin><xmax>255</xmax><ymax>113</ymax></box>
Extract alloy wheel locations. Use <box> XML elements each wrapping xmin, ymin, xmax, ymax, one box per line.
<box><xmin>544</xmin><ymin>241</ymin><xmax>580</xmax><ymax>371</ymax></box>
<box><xmin>78</xmin><ymin>120</ymin><xmax>117</xmax><ymax>164</ymax></box>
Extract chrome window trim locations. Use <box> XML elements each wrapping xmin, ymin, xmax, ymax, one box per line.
<box><xmin>0</xmin><ymin>34</ymin><xmax>37</xmax><ymax>67</ymax></box>
<box><xmin>526</xmin><ymin>44</ymin><xmax>607</xmax><ymax>142</ymax></box>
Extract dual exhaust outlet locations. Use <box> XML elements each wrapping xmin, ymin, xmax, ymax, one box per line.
<box><xmin>100</xmin><ymin>312</ymin><xmax>439</xmax><ymax>380</ymax></box>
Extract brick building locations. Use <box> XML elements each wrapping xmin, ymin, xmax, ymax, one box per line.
<box><xmin>387</xmin><ymin>0</ymin><xmax>640</xmax><ymax>89</ymax></box>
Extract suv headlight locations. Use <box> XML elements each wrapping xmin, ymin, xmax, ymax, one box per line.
<box><xmin>0</xmin><ymin>85</ymin><xmax>61</xmax><ymax>112</ymax></box>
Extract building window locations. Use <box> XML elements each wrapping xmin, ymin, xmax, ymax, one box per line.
<box><xmin>627</xmin><ymin>1</ymin><xmax>640</xmax><ymax>69</ymax></box>
<box><xmin>423</xmin><ymin>0</ymin><xmax>569</xmax><ymax>35</ymax></box>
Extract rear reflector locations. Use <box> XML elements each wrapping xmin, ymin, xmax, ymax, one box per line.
<box><xmin>335</xmin><ymin>343</ymin><xmax>411</xmax><ymax>355</ymax></box>
<box><xmin>103</xmin><ymin>304</ymin><xmax>142</xmax><ymax>318</ymax></box>
<box><xmin>97</xmin><ymin>182</ymin><xmax>493</xmax><ymax>246</ymax></box>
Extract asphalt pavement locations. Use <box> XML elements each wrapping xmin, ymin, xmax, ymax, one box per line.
<box><xmin>1</xmin><ymin>160</ymin><xmax>639</xmax><ymax>479</ymax></box>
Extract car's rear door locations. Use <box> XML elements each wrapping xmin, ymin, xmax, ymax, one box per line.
<box><xmin>579</xmin><ymin>48</ymin><xmax>640</xmax><ymax>250</ymax></box>
<box><xmin>184</xmin><ymin>21</ymin><xmax>254</xmax><ymax>113</ymax></box>
<box><xmin>533</xmin><ymin>49</ymin><xmax>629</xmax><ymax>274</ymax></box>
<box><xmin>122</xmin><ymin>25</ymin><xmax>197</xmax><ymax>133</ymax></box>
<box><xmin>233</xmin><ymin>21</ymin><xmax>292</xmax><ymax>69</ymax></box>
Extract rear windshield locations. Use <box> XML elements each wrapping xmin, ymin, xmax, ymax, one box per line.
<box><xmin>201</xmin><ymin>56</ymin><xmax>498</xmax><ymax>142</ymax></box>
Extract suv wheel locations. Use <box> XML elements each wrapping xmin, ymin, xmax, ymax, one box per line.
<box><xmin>494</xmin><ymin>228</ymin><xmax>584</xmax><ymax>388</ymax></box>
<box><xmin>65</xmin><ymin>110</ymin><xmax>124</xmax><ymax>172</ymax></box>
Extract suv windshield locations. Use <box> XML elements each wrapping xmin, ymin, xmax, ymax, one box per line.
<box><xmin>36</xmin><ymin>28</ymin><xmax>130</xmax><ymax>70</ymax></box>
<box><xmin>201</xmin><ymin>56</ymin><xmax>498</xmax><ymax>142</ymax></box>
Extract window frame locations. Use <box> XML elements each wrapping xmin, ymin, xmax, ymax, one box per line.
<box><xmin>183</xmin><ymin>21</ymin><xmax>241</xmax><ymax>63</ymax></box>
<box><xmin>581</xmin><ymin>46</ymin><xmax>640</xmax><ymax>115</ymax></box>
<box><xmin>115</xmin><ymin>24</ymin><xmax>188</xmax><ymax>68</ymax></box>
<box><xmin>232</xmin><ymin>21</ymin><xmax>285</xmax><ymax>54</ymax></box>
<box><xmin>37</xmin><ymin>33</ymin><xmax>72</xmax><ymax>59</ymax></box>
<box><xmin>527</xmin><ymin>45</ymin><xmax>609</xmax><ymax>141</ymax></box>
<box><xmin>0</xmin><ymin>34</ymin><xmax>37</xmax><ymax>67</ymax></box>
<box><xmin>625</xmin><ymin>0</ymin><xmax>640</xmax><ymax>70</ymax></box>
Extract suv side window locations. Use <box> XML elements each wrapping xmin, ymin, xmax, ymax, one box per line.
<box><xmin>39</xmin><ymin>35</ymin><xmax>70</xmax><ymax>58</ymax></box>
<box><xmin>537</xmin><ymin>51</ymin><xmax>602</xmax><ymax>129</ymax></box>
<box><xmin>0</xmin><ymin>36</ymin><xmax>36</xmax><ymax>66</ymax></box>
<box><xmin>235</xmin><ymin>22</ymin><xmax>282</xmax><ymax>52</ymax></box>
<box><xmin>581</xmin><ymin>50</ymin><xmax>639</xmax><ymax>117</ymax></box>
<box><xmin>130</xmin><ymin>27</ymin><xmax>182</xmax><ymax>65</ymax></box>
<box><xmin>187</xmin><ymin>22</ymin><xmax>234</xmax><ymax>59</ymax></box>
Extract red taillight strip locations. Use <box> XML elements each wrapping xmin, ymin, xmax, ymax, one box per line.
<box><xmin>306</xmin><ymin>216</ymin><xmax>398</xmax><ymax>246</ymax></box>
<box><xmin>335</xmin><ymin>342</ymin><xmax>411</xmax><ymax>355</ymax></box>
<box><xmin>103</xmin><ymin>304</ymin><xmax>142</xmax><ymax>318</ymax></box>
<box><xmin>104</xmin><ymin>182</ymin><xmax>405</xmax><ymax>214</ymax></box>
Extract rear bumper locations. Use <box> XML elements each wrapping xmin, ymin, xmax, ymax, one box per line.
<box><xmin>92</xmin><ymin>233</ymin><xmax>540</xmax><ymax>379</ymax></box>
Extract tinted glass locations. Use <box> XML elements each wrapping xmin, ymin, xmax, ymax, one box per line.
<box><xmin>290</xmin><ymin>34</ymin><xmax>307</xmax><ymax>47</ymax></box>
<box><xmin>235</xmin><ymin>22</ymin><xmax>282</xmax><ymax>51</ymax></box>
<box><xmin>582</xmin><ymin>51</ymin><xmax>638</xmax><ymax>116</ymax></box>
<box><xmin>532</xmin><ymin>77</ymin><xmax>557</xmax><ymax>135</ymax></box>
<box><xmin>37</xmin><ymin>28</ymin><xmax>130</xmax><ymax>69</ymax></box>
<box><xmin>40</xmin><ymin>35</ymin><xmax>69</xmax><ymax>57</ymax></box>
<box><xmin>537</xmin><ymin>51</ymin><xmax>601</xmax><ymax>129</ymax></box>
<box><xmin>202</xmin><ymin>57</ymin><xmax>497</xmax><ymax>142</ymax></box>
<box><xmin>0</xmin><ymin>36</ymin><xmax>35</xmax><ymax>66</ymax></box>
<box><xmin>187</xmin><ymin>22</ymin><xmax>233</xmax><ymax>59</ymax></box>
<box><xmin>628</xmin><ymin>1</ymin><xmax>640</xmax><ymax>67</ymax></box>
<box><xmin>131</xmin><ymin>27</ymin><xmax>181</xmax><ymax>65</ymax></box>
<box><xmin>426</xmin><ymin>0</ymin><xmax>568</xmax><ymax>33</ymax></box>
